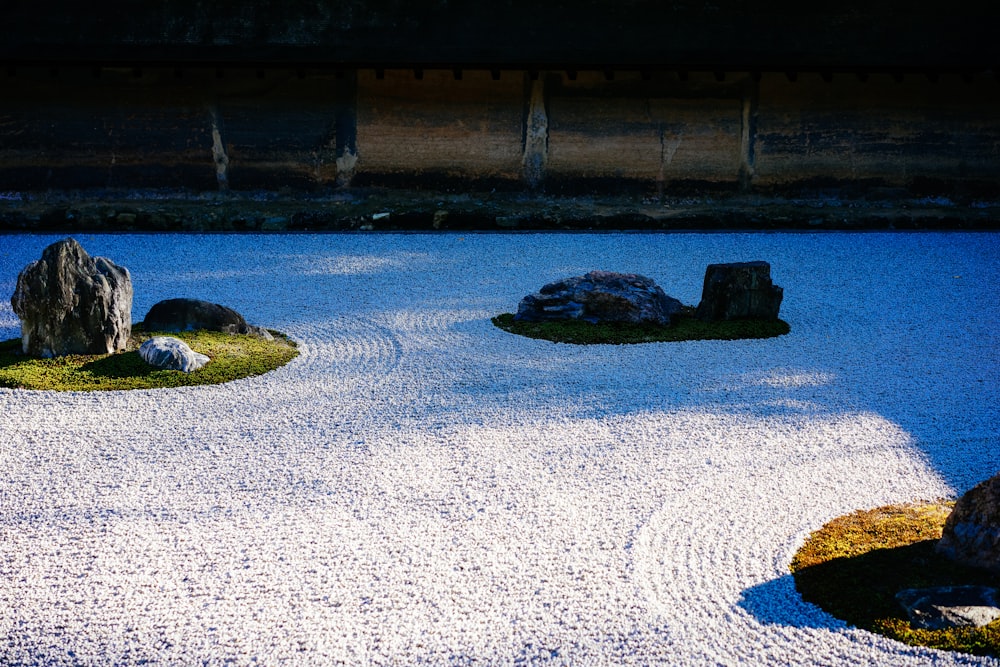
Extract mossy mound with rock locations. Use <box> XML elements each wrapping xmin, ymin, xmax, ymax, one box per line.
<box><xmin>3</xmin><ymin>238</ymin><xmax>296</xmax><ymax>390</ymax></box>
<box><xmin>499</xmin><ymin>264</ymin><xmax>788</xmax><ymax>344</ymax></box>
<box><xmin>0</xmin><ymin>324</ymin><xmax>298</xmax><ymax>391</ymax></box>
<box><xmin>791</xmin><ymin>502</ymin><xmax>1000</xmax><ymax>658</ymax></box>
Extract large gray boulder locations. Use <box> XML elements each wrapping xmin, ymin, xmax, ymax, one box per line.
<box><xmin>937</xmin><ymin>473</ymin><xmax>1000</xmax><ymax>573</ymax></box>
<box><xmin>514</xmin><ymin>270</ymin><xmax>683</xmax><ymax>325</ymax></box>
<box><xmin>695</xmin><ymin>261</ymin><xmax>783</xmax><ymax>322</ymax></box>
<box><xmin>10</xmin><ymin>237</ymin><xmax>132</xmax><ymax>358</ymax></box>
<box><xmin>139</xmin><ymin>336</ymin><xmax>210</xmax><ymax>373</ymax></box>
<box><xmin>143</xmin><ymin>298</ymin><xmax>272</xmax><ymax>339</ymax></box>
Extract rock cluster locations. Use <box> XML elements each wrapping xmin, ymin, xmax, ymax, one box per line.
<box><xmin>513</xmin><ymin>263</ymin><xmax>784</xmax><ymax>327</ymax></box>
<box><xmin>10</xmin><ymin>237</ymin><xmax>132</xmax><ymax>357</ymax></box>
<box><xmin>937</xmin><ymin>473</ymin><xmax>1000</xmax><ymax>573</ymax></box>
<box><xmin>139</xmin><ymin>336</ymin><xmax>210</xmax><ymax>373</ymax></box>
<box><xmin>695</xmin><ymin>261</ymin><xmax>783</xmax><ymax>322</ymax></box>
<box><xmin>144</xmin><ymin>298</ymin><xmax>272</xmax><ymax>340</ymax></box>
<box><xmin>7</xmin><ymin>239</ymin><xmax>282</xmax><ymax>381</ymax></box>
<box><xmin>514</xmin><ymin>271</ymin><xmax>683</xmax><ymax>325</ymax></box>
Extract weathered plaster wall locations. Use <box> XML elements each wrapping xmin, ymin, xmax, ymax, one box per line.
<box><xmin>544</xmin><ymin>72</ymin><xmax>745</xmax><ymax>187</ymax></box>
<box><xmin>0</xmin><ymin>67</ymin><xmax>215</xmax><ymax>190</ymax></box>
<box><xmin>355</xmin><ymin>69</ymin><xmax>524</xmax><ymax>186</ymax></box>
<box><xmin>0</xmin><ymin>67</ymin><xmax>998</xmax><ymax>196</ymax></box>
<box><xmin>213</xmin><ymin>70</ymin><xmax>345</xmax><ymax>190</ymax></box>
<box><xmin>754</xmin><ymin>72</ymin><xmax>1000</xmax><ymax>193</ymax></box>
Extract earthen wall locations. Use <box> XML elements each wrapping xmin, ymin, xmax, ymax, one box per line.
<box><xmin>1</xmin><ymin>66</ymin><xmax>998</xmax><ymax>197</ymax></box>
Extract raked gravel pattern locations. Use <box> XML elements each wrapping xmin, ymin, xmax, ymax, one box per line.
<box><xmin>0</xmin><ymin>232</ymin><xmax>998</xmax><ymax>666</ymax></box>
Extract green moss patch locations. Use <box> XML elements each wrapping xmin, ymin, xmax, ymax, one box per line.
<box><xmin>0</xmin><ymin>325</ymin><xmax>298</xmax><ymax>391</ymax></box>
<box><xmin>491</xmin><ymin>309</ymin><xmax>790</xmax><ymax>345</ymax></box>
<box><xmin>791</xmin><ymin>503</ymin><xmax>1000</xmax><ymax>657</ymax></box>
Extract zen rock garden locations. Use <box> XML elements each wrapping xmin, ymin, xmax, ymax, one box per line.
<box><xmin>9</xmin><ymin>237</ymin><xmax>269</xmax><ymax>373</ymax></box>
<box><xmin>8</xmin><ymin>237</ymin><xmax>1000</xmax><ymax>647</ymax></box>
<box><xmin>514</xmin><ymin>261</ymin><xmax>784</xmax><ymax>325</ymax></box>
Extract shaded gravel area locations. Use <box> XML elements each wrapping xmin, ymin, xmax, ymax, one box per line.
<box><xmin>0</xmin><ymin>232</ymin><xmax>998</xmax><ymax>665</ymax></box>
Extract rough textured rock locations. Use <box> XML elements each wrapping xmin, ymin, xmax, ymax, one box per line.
<box><xmin>139</xmin><ymin>336</ymin><xmax>210</xmax><ymax>373</ymax></box>
<box><xmin>144</xmin><ymin>298</ymin><xmax>272</xmax><ymax>339</ymax></box>
<box><xmin>514</xmin><ymin>270</ymin><xmax>683</xmax><ymax>325</ymax></box>
<box><xmin>695</xmin><ymin>261</ymin><xmax>783</xmax><ymax>322</ymax></box>
<box><xmin>896</xmin><ymin>586</ymin><xmax>1000</xmax><ymax>630</ymax></box>
<box><xmin>10</xmin><ymin>237</ymin><xmax>132</xmax><ymax>357</ymax></box>
<box><xmin>937</xmin><ymin>474</ymin><xmax>1000</xmax><ymax>573</ymax></box>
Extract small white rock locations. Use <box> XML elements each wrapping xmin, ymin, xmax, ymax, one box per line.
<box><xmin>139</xmin><ymin>336</ymin><xmax>210</xmax><ymax>373</ymax></box>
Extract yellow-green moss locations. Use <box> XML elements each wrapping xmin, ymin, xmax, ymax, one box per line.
<box><xmin>791</xmin><ymin>502</ymin><xmax>1000</xmax><ymax>658</ymax></box>
<box><xmin>0</xmin><ymin>325</ymin><xmax>298</xmax><ymax>391</ymax></box>
<box><xmin>492</xmin><ymin>309</ymin><xmax>790</xmax><ymax>345</ymax></box>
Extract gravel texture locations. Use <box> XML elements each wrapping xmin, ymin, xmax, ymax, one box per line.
<box><xmin>0</xmin><ymin>232</ymin><xmax>998</xmax><ymax>666</ymax></box>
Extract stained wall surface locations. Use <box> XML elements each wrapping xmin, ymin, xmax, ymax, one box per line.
<box><xmin>754</xmin><ymin>73</ymin><xmax>1000</xmax><ymax>192</ymax></box>
<box><xmin>544</xmin><ymin>72</ymin><xmax>746</xmax><ymax>187</ymax></box>
<box><xmin>1</xmin><ymin>66</ymin><xmax>998</xmax><ymax>196</ymax></box>
<box><xmin>355</xmin><ymin>69</ymin><xmax>524</xmax><ymax>185</ymax></box>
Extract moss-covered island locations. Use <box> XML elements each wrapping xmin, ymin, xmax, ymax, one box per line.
<box><xmin>492</xmin><ymin>309</ymin><xmax>790</xmax><ymax>345</ymax></box>
<box><xmin>0</xmin><ymin>325</ymin><xmax>298</xmax><ymax>391</ymax></box>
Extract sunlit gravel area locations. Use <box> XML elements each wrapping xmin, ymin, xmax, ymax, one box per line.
<box><xmin>0</xmin><ymin>231</ymin><xmax>998</xmax><ymax>666</ymax></box>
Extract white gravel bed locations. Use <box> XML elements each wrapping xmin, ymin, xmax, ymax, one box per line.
<box><xmin>0</xmin><ymin>232</ymin><xmax>998</xmax><ymax>666</ymax></box>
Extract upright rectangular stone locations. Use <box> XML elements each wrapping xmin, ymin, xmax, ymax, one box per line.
<box><xmin>695</xmin><ymin>261</ymin><xmax>782</xmax><ymax>322</ymax></box>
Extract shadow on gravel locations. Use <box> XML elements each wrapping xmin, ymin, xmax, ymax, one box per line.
<box><xmin>737</xmin><ymin>574</ymin><xmax>845</xmax><ymax>630</ymax></box>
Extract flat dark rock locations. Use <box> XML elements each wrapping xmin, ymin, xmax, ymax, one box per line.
<box><xmin>514</xmin><ymin>270</ymin><xmax>683</xmax><ymax>325</ymax></box>
<box><xmin>144</xmin><ymin>298</ymin><xmax>265</xmax><ymax>337</ymax></box>
<box><xmin>896</xmin><ymin>585</ymin><xmax>1000</xmax><ymax>630</ymax></box>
